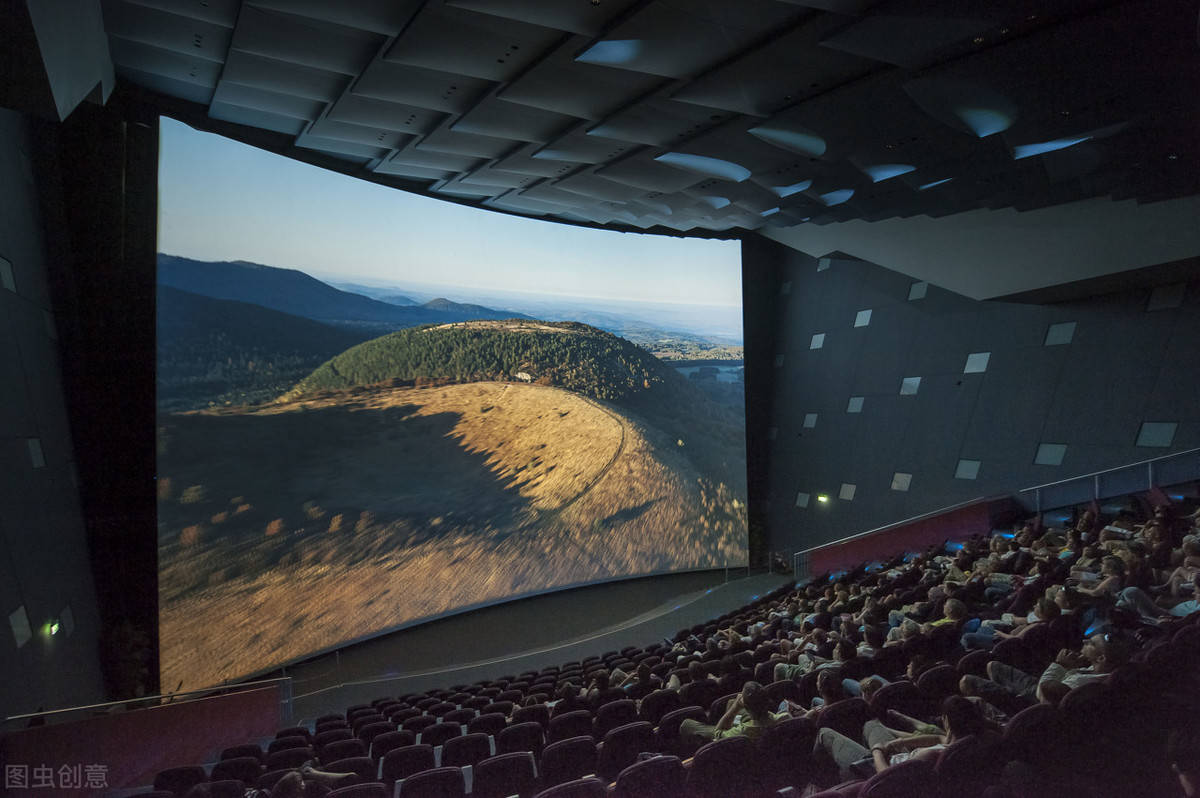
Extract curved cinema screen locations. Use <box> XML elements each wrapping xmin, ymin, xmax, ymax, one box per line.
<box><xmin>155</xmin><ymin>118</ymin><xmax>746</xmax><ymax>689</ymax></box>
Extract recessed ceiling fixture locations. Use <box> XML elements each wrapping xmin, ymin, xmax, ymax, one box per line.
<box><xmin>919</xmin><ymin>177</ymin><xmax>953</xmax><ymax>190</ymax></box>
<box><xmin>747</xmin><ymin>125</ymin><xmax>827</xmax><ymax>157</ymax></box>
<box><xmin>654</xmin><ymin>152</ymin><xmax>751</xmax><ymax>182</ymax></box>
<box><xmin>819</xmin><ymin>189</ymin><xmax>854</xmax><ymax>206</ymax></box>
<box><xmin>955</xmin><ymin>107</ymin><xmax>1013</xmax><ymax>137</ymax></box>
<box><xmin>696</xmin><ymin>196</ymin><xmax>731</xmax><ymax>209</ymax></box>
<box><xmin>1012</xmin><ymin>135</ymin><xmax>1091</xmax><ymax>160</ymax></box>
<box><xmin>770</xmin><ymin>179</ymin><xmax>812</xmax><ymax>198</ymax></box>
<box><xmin>862</xmin><ymin>163</ymin><xmax>916</xmax><ymax>182</ymax></box>
<box><xmin>575</xmin><ymin>39</ymin><xmax>643</xmax><ymax>66</ymax></box>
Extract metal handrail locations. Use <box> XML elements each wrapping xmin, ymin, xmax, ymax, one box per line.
<box><xmin>790</xmin><ymin>446</ymin><xmax>1200</xmax><ymax>581</ymax></box>
<box><xmin>1016</xmin><ymin>446</ymin><xmax>1200</xmax><ymax>493</ymax></box>
<box><xmin>3</xmin><ymin>676</ymin><xmax>292</xmax><ymax>725</ymax></box>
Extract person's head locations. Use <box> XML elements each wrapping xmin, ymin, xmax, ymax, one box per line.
<box><xmin>833</xmin><ymin>639</ymin><xmax>856</xmax><ymax>662</ymax></box>
<box><xmin>907</xmin><ymin>654</ymin><xmax>934</xmax><ymax>681</ymax></box>
<box><xmin>1101</xmin><ymin>555</ymin><xmax>1126</xmax><ymax>577</ymax></box>
<box><xmin>740</xmin><ymin>681</ymin><xmax>771</xmax><ymax>720</ymax></box>
<box><xmin>943</xmin><ymin>598</ymin><xmax>968</xmax><ymax>621</ymax></box>
<box><xmin>815</xmin><ymin>667</ymin><xmax>844</xmax><ymax>701</ymax></box>
<box><xmin>1034</xmin><ymin>596</ymin><xmax>1062</xmax><ymax>622</ymax></box>
<box><xmin>864</xmin><ymin>625</ymin><xmax>887</xmax><ymax>649</ymax></box>
<box><xmin>941</xmin><ymin>695</ymin><xmax>990</xmax><ymax>741</ymax></box>
<box><xmin>1055</xmin><ymin>586</ymin><xmax>1079</xmax><ymax>611</ymax></box>
<box><xmin>900</xmin><ymin>619</ymin><xmax>921</xmax><ymax>640</ymax></box>
<box><xmin>637</xmin><ymin>663</ymin><xmax>652</xmax><ymax>683</ymax></box>
<box><xmin>1083</xmin><ymin>632</ymin><xmax>1130</xmax><ymax>673</ymax></box>
<box><xmin>687</xmin><ymin>660</ymin><xmax>708</xmax><ymax>684</ymax></box>
<box><xmin>860</xmin><ymin>676</ymin><xmax>886</xmax><ymax>702</ymax></box>
<box><xmin>1185</xmin><ymin>540</ymin><xmax>1200</xmax><ymax>558</ymax></box>
<box><xmin>720</xmin><ymin>655</ymin><xmax>738</xmax><ymax>675</ymax></box>
<box><xmin>592</xmin><ymin>670</ymin><xmax>609</xmax><ymax>690</ymax></box>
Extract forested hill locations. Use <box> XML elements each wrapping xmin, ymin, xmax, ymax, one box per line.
<box><xmin>288</xmin><ymin>320</ymin><xmax>680</xmax><ymax>403</ymax></box>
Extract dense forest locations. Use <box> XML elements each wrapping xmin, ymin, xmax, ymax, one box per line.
<box><xmin>288</xmin><ymin>319</ymin><xmax>746</xmax><ymax>495</ymax></box>
<box><xmin>291</xmin><ymin>321</ymin><xmax>672</xmax><ymax>403</ymax></box>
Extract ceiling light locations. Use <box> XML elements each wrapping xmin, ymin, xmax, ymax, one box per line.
<box><xmin>575</xmin><ymin>39</ymin><xmax>643</xmax><ymax>66</ymax></box>
<box><xmin>816</xmin><ymin>495</ymin><xmax>829</xmax><ymax>503</ymax></box>
<box><xmin>919</xmin><ymin>177</ymin><xmax>953</xmax><ymax>190</ymax></box>
<box><xmin>771</xmin><ymin>179</ymin><xmax>812</xmax><ymax>198</ymax></box>
<box><xmin>654</xmin><ymin>153</ymin><xmax>751</xmax><ymax>182</ymax></box>
<box><xmin>819</xmin><ymin>189</ymin><xmax>854</xmax><ymax>206</ymax></box>
<box><xmin>747</xmin><ymin>125</ymin><xmax>827</xmax><ymax>158</ymax></box>
<box><xmin>1012</xmin><ymin>136</ymin><xmax>1091</xmax><ymax>160</ymax></box>
<box><xmin>955</xmin><ymin>107</ymin><xmax>1013</xmax><ymax>137</ymax></box>
<box><xmin>862</xmin><ymin>164</ymin><xmax>916</xmax><ymax>182</ymax></box>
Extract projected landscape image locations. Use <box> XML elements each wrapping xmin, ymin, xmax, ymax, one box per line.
<box><xmin>156</xmin><ymin>120</ymin><xmax>746</xmax><ymax>689</ymax></box>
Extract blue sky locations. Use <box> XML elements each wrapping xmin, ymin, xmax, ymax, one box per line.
<box><xmin>157</xmin><ymin>118</ymin><xmax>742</xmax><ymax>307</ymax></box>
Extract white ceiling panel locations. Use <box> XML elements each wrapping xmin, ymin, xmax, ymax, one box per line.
<box><xmin>819</xmin><ymin>15</ymin><xmax>992</xmax><ymax>68</ymax></box>
<box><xmin>211</xmin><ymin>81</ymin><xmax>326</xmax><ymax>121</ymax></box>
<box><xmin>353</xmin><ymin>60</ymin><xmax>494</xmax><ymax>114</ymax></box>
<box><xmin>515</xmin><ymin>183</ymin><xmax>592</xmax><ymax>208</ymax></box>
<box><xmin>574</xmin><ymin>0</ymin><xmax>807</xmax><ymax>79</ymax></box>
<box><xmin>672</xmin><ymin>16</ymin><xmax>878</xmax><ymax>116</ymax></box>
<box><xmin>555</xmin><ymin>173</ymin><xmax>651</xmax><ymax>202</ymax></box>
<box><xmin>452</xmin><ymin>98</ymin><xmax>578</xmax><ymax>143</ymax></box>
<box><xmin>327</xmin><ymin>94</ymin><xmax>444</xmax><ymax>137</ymax></box>
<box><xmin>305</xmin><ymin>117</ymin><xmax>412</xmax><ymax>150</ymax></box>
<box><xmin>458</xmin><ymin>167</ymin><xmax>539</xmax><ymax>190</ymax></box>
<box><xmin>531</xmin><ymin>130</ymin><xmax>637</xmax><ymax>165</ymax></box>
<box><xmin>372</xmin><ymin>161</ymin><xmax>453</xmax><ymax>181</ymax></box>
<box><xmin>444</xmin><ymin>0</ymin><xmax>642</xmax><ymax>36</ymax></box>
<box><xmin>417</xmin><ymin>128</ymin><xmax>519</xmax><ymax>160</ymax></box>
<box><xmin>588</xmin><ymin>98</ymin><xmax>733</xmax><ymax>148</ymax></box>
<box><xmin>247</xmin><ymin>0</ymin><xmax>423</xmax><ymax>36</ymax></box>
<box><xmin>108</xmin><ymin>36</ymin><xmax>224</xmax><ymax>89</ymax></box>
<box><xmin>491</xmin><ymin>145</ymin><xmax>580</xmax><ymax>179</ymax></box>
<box><xmin>122</xmin><ymin>0</ymin><xmax>240</xmax><ymax>27</ymax></box>
<box><xmin>595</xmin><ymin>155</ymin><xmax>706</xmax><ymax>193</ymax></box>
<box><xmin>433</xmin><ymin>182</ymin><xmax>503</xmax><ymax>199</ymax></box>
<box><xmin>295</xmin><ymin>134</ymin><xmax>389</xmax><ymax>161</ymax></box>
<box><xmin>208</xmin><ymin>101</ymin><xmax>308</xmax><ymax>136</ymax></box>
<box><xmin>383</xmin><ymin>5</ymin><xmax>563</xmax><ymax>82</ymax></box>
<box><xmin>232</xmin><ymin>5</ymin><xmax>385</xmax><ymax>75</ymax></box>
<box><xmin>386</xmin><ymin>149</ymin><xmax>484</xmax><ymax>173</ymax></box>
<box><xmin>119</xmin><ymin>65</ymin><xmax>216</xmax><ymax>105</ymax></box>
<box><xmin>222</xmin><ymin>50</ymin><xmax>350</xmax><ymax>102</ymax></box>
<box><xmin>498</xmin><ymin>45</ymin><xmax>663</xmax><ymax>121</ymax></box>
<box><xmin>102</xmin><ymin>0</ymin><xmax>233</xmax><ymax>63</ymax></box>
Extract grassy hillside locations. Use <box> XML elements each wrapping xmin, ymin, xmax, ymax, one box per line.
<box><xmin>157</xmin><ymin>383</ymin><xmax>747</xmax><ymax>688</ymax></box>
<box><xmin>289</xmin><ymin>319</ymin><xmax>745</xmax><ymax>492</ymax></box>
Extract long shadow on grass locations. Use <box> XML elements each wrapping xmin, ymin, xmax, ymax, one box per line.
<box><xmin>157</xmin><ymin>400</ymin><xmax>538</xmax><ymax>599</ymax></box>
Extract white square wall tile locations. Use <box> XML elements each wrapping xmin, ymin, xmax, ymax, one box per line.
<box><xmin>891</xmin><ymin>472</ymin><xmax>912</xmax><ymax>491</ymax></box>
<box><xmin>810</xmin><ymin>333</ymin><xmax>825</xmax><ymax>349</ymax></box>
<box><xmin>854</xmin><ymin>309</ymin><xmax>872</xmax><ymax>327</ymax></box>
<box><xmin>963</xmin><ymin>352</ymin><xmax>990</xmax><ymax>373</ymax></box>
<box><xmin>795</xmin><ymin>492</ymin><xmax>810</xmax><ymax>508</ymax></box>
<box><xmin>0</xmin><ymin>255</ymin><xmax>15</xmax><ymax>293</ymax></box>
<box><xmin>839</xmin><ymin>483</ymin><xmax>856</xmax><ymax>501</ymax></box>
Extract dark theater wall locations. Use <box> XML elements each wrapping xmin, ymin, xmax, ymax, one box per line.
<box><xmin>0</xmin><ymin>108</ymin><xmax>105</xmax><ymax>717</ymax></box>
<box><xmin>743</xmin><ymin>234</ymin><xmax>1200</xmax><ymax>555</ymax></box>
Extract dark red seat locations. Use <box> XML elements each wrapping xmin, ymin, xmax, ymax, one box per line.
<box><xmin>596</xmin><ymin>721</ymin><xmax>654</xmax><ymax>781</ymax></box>
<box><xmin>381</xmin><ymin>744</ymin><xmax>436</xmax><ymax>782</ymax></box>
<box><xmin>153</xmin><ymin>766</ymin><xmax>207</xmax><ymax>796</ymax></box>
<box><xmin>656</xmin><ymin>705</ymin><xmax>706</xmax><ymax>756</ymax></box>
<box><xmin>441</xmin><ymin>732</ymin><xmax>493</xmax><ymax>768</ymax></box>
<box><xmin>685</xmin><ymin>736</ymin><xmax>760</xmax><ymax>798</ymax></box>
<box><xmin>594</xmin><ymin>699</ymin><xmax>637</xmax><ymax>737</ymax></box>
<box><xmin>512</xmin><ymin>703</ymin><xmax>551</xmax><ymax>729</ymax></box>
<box><xmin>859</xmin><ymin>757</ymin><xmax>936</xmax><ymax>798</ymax></box>
<box><xmin>497</xmin><ymin>721</ymin><xmax>545</xmax><ymax>758</ymax></box>
<box><xmin>472</xmin><ymin>752</ymin><xmax>538</xmax><ymax>798</ymax></box>
<box><xmin>210</xmin><ymin>756</ymin><xmax>263</xmax><ymax>784</ymax></box>
<box><xmin>370</xmin><ymin>730</ymin><xmax>415</xmax><ymax>761</ymax></box>
<box><xmin>323</xmin><ymin>756</ymin><xmax>375</xmax><ymax>784</ymax></box>
<box><xmin>321</xmin><ymin>738</ymin><xmax>367</xmax><ymax>764</ymax></box>
<box><xmin>396</xmin><ymin>766</ymin><xmax>465</xmax><ymax>798</ymax></box>
<box><xmin>610</xmin><ymin>754</ymin><xmax>685</xmax><ymax>798</ymax></box>
<box><xmin>442</xmin><ymin>708</ymin><xmax>477</xmax><ymax>725</ymax></box>
<box><xmin>548</xmin><ymin>709</ymin><xmax>593</xmax><ymax>742</ymax></box>
<box><xmin>219</xmin><ymin>743</ymin><xmax>264</xmax><ymax>763</ymax></box>
<box><xmin>328</xmin><ymin>784</ymin><xmax>389</xmax><ymax>798</ymax></box>
<box><xmin>419</xmin><ymin>721</ymin><xmax>463</xmax><ymax>747</ymax></box>
<box><xmin>531</xmin><ymin>776</ymin><xmax>606</xmax><ymax>798</ymax></box>
<box><xmin>638</xmin><ymin>689</ymin><xmax>683</xmax><ymax>725</ymax></box>
<box><xmin>539</xmin><ymin>736</ymin><xmax>597</xmax><ymax>789</ymax></box>
<box><xmin>468</xmin><ymin>712</ymin><xmax>508</xmax><ymax>737</ymax></box>
<box><xmin>759</xmin><ymin>716</ymin><xmax>818</xmax><ymax>791</ymax></box>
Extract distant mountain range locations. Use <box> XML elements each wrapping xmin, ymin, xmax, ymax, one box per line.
<box><xmin>157</xmin><ymin>255</ymin><xmax>529</xmax><ymax>327</ymax></box>
<box><xmin>156</xmin><ymin>285</ymin><xmax>373</xmax><ymax>410</ymax></box>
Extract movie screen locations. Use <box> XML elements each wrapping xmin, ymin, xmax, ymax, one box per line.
<box><xmin>156</xmin><ymin>118</ymin><xmax>746</xmax><ymax>689</ymax></box>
